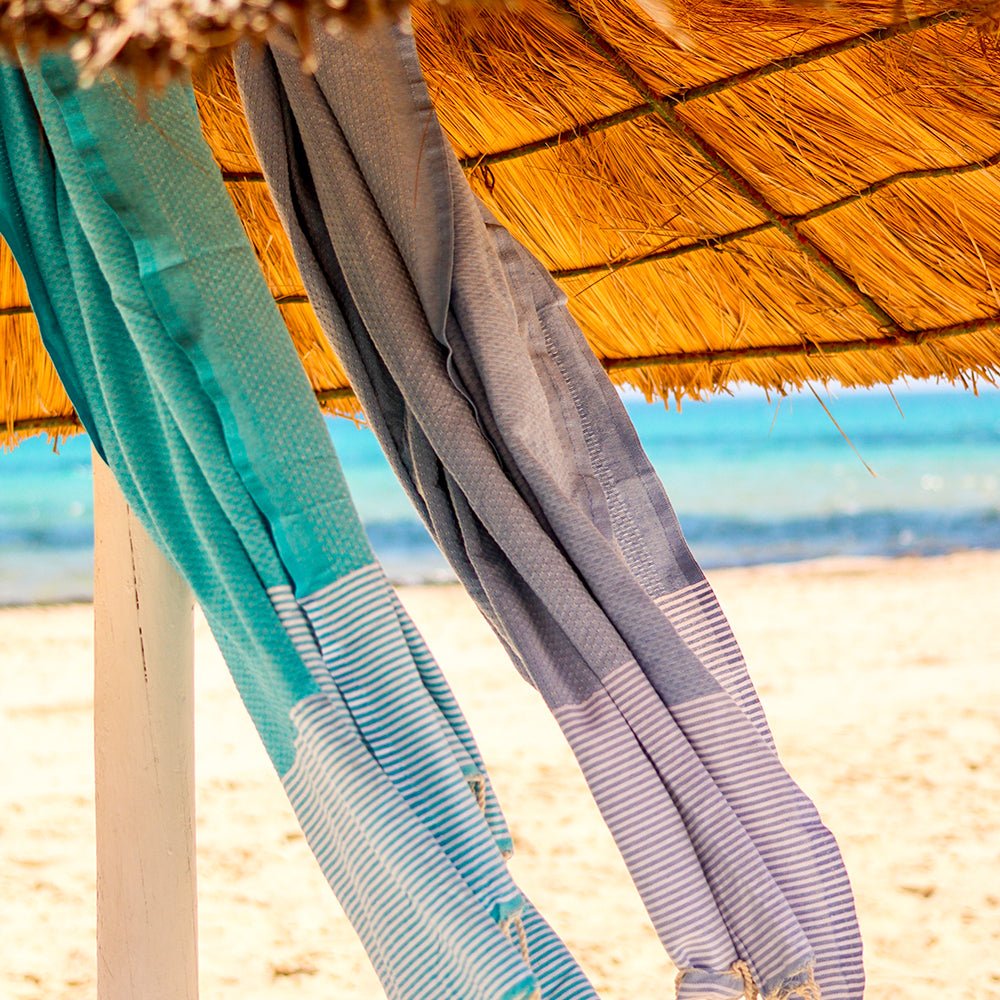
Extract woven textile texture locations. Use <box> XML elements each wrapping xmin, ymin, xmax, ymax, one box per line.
<box><xmin>0</xmin><ymin>55</ymin><xmax>600</xmax><ymax>1000</ymax></box>
<box><xmin>235</xmin><ymin>20</ymin><xmax>865</xmax><ymax>1000</ymax></box>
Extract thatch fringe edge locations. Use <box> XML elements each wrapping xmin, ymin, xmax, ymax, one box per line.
<box><xmin>8</xmin><ymin>314</ymin><xmax>998</xmax><ymax>439</ymax></box>
<box><xmin>602</xmin><ymin>313</ymin><xmax>1000</xmax><ymax>371</ymax></box>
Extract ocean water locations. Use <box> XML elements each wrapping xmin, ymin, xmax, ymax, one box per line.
<box><xmin>2</xmin><ymin>384</ymin><xmax>999</xmax><ymax>604</ymax></box>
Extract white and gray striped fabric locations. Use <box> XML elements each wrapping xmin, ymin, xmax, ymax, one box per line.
<box><xmin>236</xmin><ymin>19</ymin><xmax>865</xmax><ymax>1000</ymax></box>
<box><xmin>268</xmin><ymin>564</ymin><xmax>599</xmax><ymax>1000</ymax></box>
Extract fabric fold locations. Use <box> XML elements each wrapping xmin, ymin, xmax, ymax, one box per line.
<box><xmin>1</xmin><ymin>54</ymin><xmax>600</xmax><ymax>1000</ymax></box>
<box><xmin>235</xmin><ymin>20</ymin><xmax>865</xmax><ymax>1000</ymax></box>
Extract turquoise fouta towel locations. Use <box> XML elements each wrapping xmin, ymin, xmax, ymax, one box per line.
<box><xmin>0</xmin><ymin>56</ymin><xmax>598</xmax><ymax>1000</ymax></box>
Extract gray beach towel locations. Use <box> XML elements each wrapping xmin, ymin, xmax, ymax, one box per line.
<box><xmin>235</xmin><ymin>22</ymin><xmax>864</xmax><ymax>1000</ymax></box>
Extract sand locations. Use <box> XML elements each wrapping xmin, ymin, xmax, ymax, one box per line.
<box><xmin>2</xmin><ymin>551</ymin><xmax>999</xmax><ymax>1000</ymax></box>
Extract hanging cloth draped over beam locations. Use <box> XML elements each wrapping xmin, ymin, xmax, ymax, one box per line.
<box><xmin>234</xmin><ymin>20</ymin><xmax>865</xmax><ymax>1000</ymax></box>
<box><xmin>0</xmin><ymin>55</ymin><xmax>603</xmax><ymax>1000</ymax></box>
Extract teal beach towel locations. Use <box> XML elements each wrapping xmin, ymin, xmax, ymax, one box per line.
<box><xmin>0</xmin><ymin>57</ymin><xmax>598</xmax><ymax>1000</ymax></box>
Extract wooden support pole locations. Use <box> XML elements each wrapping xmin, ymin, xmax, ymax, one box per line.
<box><xmin>92</xmin><ymin>452</ymin><xmax>199</xmax><ymax>1000</ymax></box>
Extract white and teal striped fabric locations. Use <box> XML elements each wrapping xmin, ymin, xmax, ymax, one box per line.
<box><xmin>0</xmin><ymin>55</ymin><xmax>599</xmax><ymax>1000</ymax></box>
<box><xmin>235</xmin><ymin>19</ymin><xmax>866</xmax><ymax>1000</ymax></box>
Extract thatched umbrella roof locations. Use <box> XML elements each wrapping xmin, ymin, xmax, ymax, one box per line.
<box><xmin>5</xmin><ymin>0</ymin><xmax>1000</xmax><ymax>446</ymax></box>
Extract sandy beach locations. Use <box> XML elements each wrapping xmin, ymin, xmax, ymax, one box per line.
<box><xmin>2</xmin><ymin>550</ymin><xmax>999</xmax><ymax>1000</ymax></box>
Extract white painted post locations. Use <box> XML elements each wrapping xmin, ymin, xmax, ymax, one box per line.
<box><xmin>92</xmin><ymin>451</ymin><xmax>199</xmax><ymax>1000</ymax></box>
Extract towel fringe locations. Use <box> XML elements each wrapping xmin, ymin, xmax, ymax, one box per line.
<box><xmin>770</xmin><ymin>969</ymin><xmax>821</xmax><ymax>1000</ymax></box>
<box><xmin>734</xmin><ymin>960</ymin><xmax>757</xmax><ymax>999</ymax></box>
<box><xmin>498</xmin><ymin>912</ymin><xmax>533</xmax><ymax>969</ymax></box>
<box><xmin>467</xmin><ymin>772</ymin><xmax>487</xmax><ymax>813</ymax></box>
<box><xmin>513</xmin><ymin>915</ymin><xmax>532</xmax><ymax>967</ymax></box>
<box><xmin>729</xmin><ymin>961</ymin><xmax>821</xmax><ymax>1000</ymax></box>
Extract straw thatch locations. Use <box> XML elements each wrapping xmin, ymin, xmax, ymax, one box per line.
<box><xmin>5</xmin><ymin>0</ymin><xmax>1000</xmax><ymax>445</ymax></box>
<box><xmin>0</xmin><ymin>0</ymin><xmax>412</xmax><ymax>86</ymax></box>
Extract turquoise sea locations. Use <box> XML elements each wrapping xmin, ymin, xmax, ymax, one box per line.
<box><xmin>3</xmin><ymin>384</ymin><xmax>1000</xmax><ymax>605</ymax></box>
